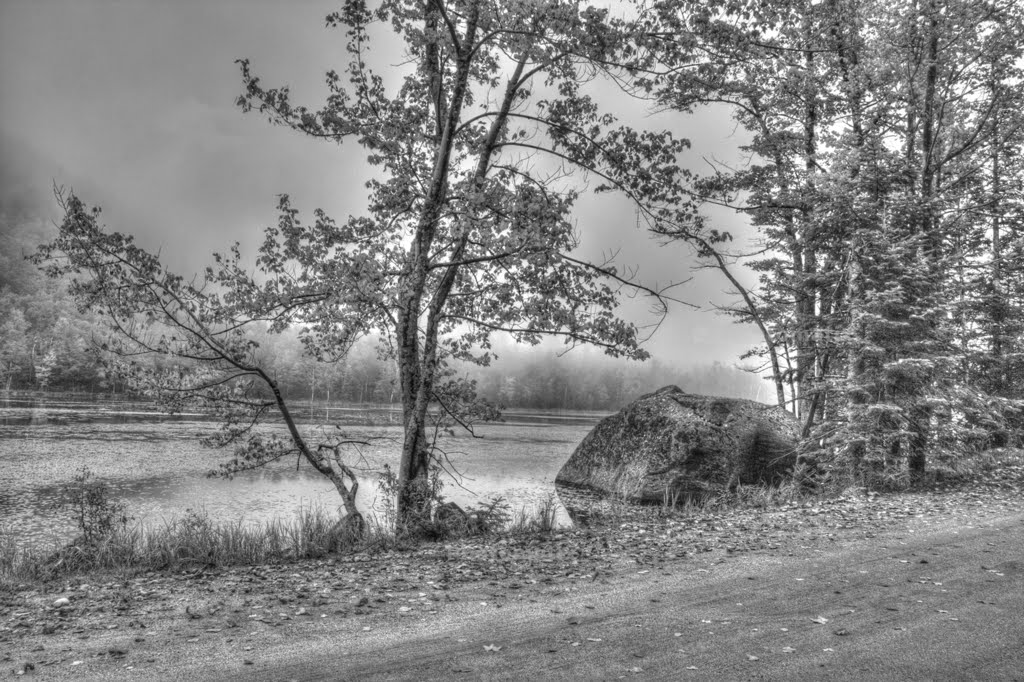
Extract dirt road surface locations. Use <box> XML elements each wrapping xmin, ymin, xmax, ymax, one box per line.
<box><xmin>9</xmin><ymin>507</ymin><xmax>1021</xmax><ymax>681</ymax></box>
<box><xmin>226</xmin><ymin>512</ymin><xmax>1024</xmax><ymax>681</ymax></box>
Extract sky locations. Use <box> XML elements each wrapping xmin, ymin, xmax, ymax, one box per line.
<box><xmin>0</xmin><ymin>0</ymin><xmax>764</xmax><ymax>370</ymax></box>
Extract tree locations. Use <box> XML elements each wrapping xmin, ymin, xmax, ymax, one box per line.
<box><xmin>0</xmin><ymin>304</ymin><xmax>30</xmax><ymax>391</ymax></box>
<box><xmin>650</xmin><ymin>0</ymin><xmax>1024</xmax><ymax>486</ymax></box>
<box><xmin>38</xmin><ymin>1</ymin><xmax>694</xmax><ymax>528</ymax></box>
<box><xmin>35</xmin><ymin>192</ymin><xmax>372</xmax><ymax>534</ymax></box>
<box><xmin>232</xmin><ymin>0</ymin><xmax>696</xmax><ymax>525</ymax></box>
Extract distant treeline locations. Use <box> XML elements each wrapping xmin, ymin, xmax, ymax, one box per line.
<box><xmin>256</xmin><ymin>331</ymin><xmax>767</xmax><ymax>410</ymax></box>
<box><xmin>1</xmin><ymin>213</ymin><xmax>765</xmax><ymax>408</ymax></box>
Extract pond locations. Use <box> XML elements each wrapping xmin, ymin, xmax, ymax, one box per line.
<box><xmin>0</xmin><ymin>394</ymin><xmax>604</xmax><ymax>548</ymax></box>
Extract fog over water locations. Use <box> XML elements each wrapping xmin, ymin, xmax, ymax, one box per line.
<box><xmin>0</xmin><ymin>1</ymin><xmax>766</xmax><ymax>373</ymax></box>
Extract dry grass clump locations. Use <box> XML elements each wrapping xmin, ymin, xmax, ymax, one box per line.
<box><xmin>0</xmin><ymin>491</ymin><xmax>567</xmax><ymax>588</ymax></box>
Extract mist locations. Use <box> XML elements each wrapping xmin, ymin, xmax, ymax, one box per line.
<box><xmin>0</xmin><ymin>0</ymin><xmax>766</xmax><ymax>390</ymax></box>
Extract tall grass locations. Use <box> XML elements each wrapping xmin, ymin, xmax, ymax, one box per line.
<box><xmin>0</xmin><ymin>504</ymin><xmax>368</xmax><ymax>586</ymax></box>
<box><xmin>505</xmin><ymin>493</ymin><xmax>561</xmax><ymax>534</ymax></box>
<box><xmin>0</xmin><ymin>497</ymin><xmax>571</xmax><ymax>588</ymax></box>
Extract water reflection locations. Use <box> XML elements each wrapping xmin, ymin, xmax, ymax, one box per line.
<box><xmin>1</xmin><ymin>395</ymin><xmax>601</xmax><ymax>546</ymax></box>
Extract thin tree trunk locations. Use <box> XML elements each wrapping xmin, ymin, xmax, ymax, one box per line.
<box><xmin>396</xmin><ymin>2</ymin><xmax>481</xmax><ymax>524</ymax></box>
<box><xmin>908</xmin><ymin>0</ymin><xmax>941</xmax><ymax>478</ymax></box>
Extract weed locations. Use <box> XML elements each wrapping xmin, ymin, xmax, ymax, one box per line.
<box><xmin>469</xmin><ymin>496</ymin><xmax>511</xmax><ymax>534</ymax></box>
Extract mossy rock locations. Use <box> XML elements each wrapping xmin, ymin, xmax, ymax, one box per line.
<box><xmin>555</xmin><ymin>386</ymin><xmax>799</xmax><ymax>520</ymax></box>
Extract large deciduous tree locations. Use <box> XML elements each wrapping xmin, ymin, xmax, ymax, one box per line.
<box><xmin>235</xmin><ymin>0</ymin><xmax>694</xmax><ymax>525</ymax></box>
<box><xmin>38</xmin><ymin>0</ymin><xmax>694</xmax><ymax>528</ymax></box>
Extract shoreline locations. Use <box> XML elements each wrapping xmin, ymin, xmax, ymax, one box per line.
<box><xmin>3</xmin><ymin>468</ymin><xmax>1023</xmax><ymax>678</ymax></box>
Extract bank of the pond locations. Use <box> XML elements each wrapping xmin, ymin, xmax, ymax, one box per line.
<box><xmin>1</xmin><ymin>395</ymin><xmax>607</xmax><ymax>547</ymax></box>
<box><xmin>2</xmin><ymin>460</ymin><xmax>1023</xmax><ymax>679</ymax></box>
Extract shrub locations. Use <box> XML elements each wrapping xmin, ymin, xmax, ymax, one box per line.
<box><xmin>57</xmin><ymin>467</ymin><xmax>130</xmax><ymax>546</ymax></box>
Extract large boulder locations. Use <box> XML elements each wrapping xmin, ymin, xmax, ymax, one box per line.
<box><xmin>555</xmin><ymin>386</ymin><xmax>799</xmax><ymax>519</ymax></box>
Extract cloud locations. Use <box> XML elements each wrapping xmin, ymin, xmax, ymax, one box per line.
<box><xmin>0</xmin><ymin>0</ymin><xmax>764</xmax><ymax>370</ymax></box>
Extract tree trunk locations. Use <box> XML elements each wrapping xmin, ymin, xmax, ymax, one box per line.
<box><xmin>907</xmin><ymin>0</ymin><xmax>941</xmax><ymax>478</ymax></box>
<box><xmin>395</xmin><ymin>3</ymin><xmax>481</xmax><ymax>526</ymax></box>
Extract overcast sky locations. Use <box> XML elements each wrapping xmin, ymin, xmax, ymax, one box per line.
<box><xmin>0</xmin><ymin>0</ymin><xmax>764</xmax><ymax>369</ymax></box>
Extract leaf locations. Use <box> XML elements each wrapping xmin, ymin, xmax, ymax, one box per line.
<box><xmin>810</xmin><ymin>616</ymin><xmax>829</xmax><ymax>624</ymax></box>
<box><xmin>747</xmin><ymin>654</ymin><xmax>759</xmax><ymax>661</ymax></box>
<box><xmin>782</xmin><ymin>647</ymin><xmax>796</xmax><ymax>653</ymax></box>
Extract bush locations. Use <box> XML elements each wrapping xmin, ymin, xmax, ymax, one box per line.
<box><xmin>57</xmin><ymin>467</ymin><xmax>130</xmax><ymax>546</ymax></box>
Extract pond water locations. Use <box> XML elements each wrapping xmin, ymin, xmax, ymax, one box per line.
<box><xmin>0</xmin><ymin>395</ymin><xmax>603</xmax><ymax>547</ymax></box>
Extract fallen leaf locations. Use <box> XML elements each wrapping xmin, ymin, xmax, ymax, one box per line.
<box><xmin>747</xmin><ymin>654</ymin><xmax>759</xmax><ymax>661</ymax></box>
<box><xmin>782</xmin><ymin>647</ymin><xmax>796</xmax><ymax>653</ymax></box>
<box><xmin>811</xmin><ymin>616</ymin><xmax>829</xmax><ymax>624</ymax></box>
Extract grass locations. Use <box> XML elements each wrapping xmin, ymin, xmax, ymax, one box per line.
<box><xmin>0</xmin><ymin>504</ymin><xmax>372</xmax><ymax>587</ymax></box>
<box><xmin>9</xmin><ymin>448</ymin><xmax>1019</xmax><ymax>589</ymax></box>
<box><xmin>0</xmin><ymin>497</ymin><xmax>567</xmax><ymax>588</ymax></box>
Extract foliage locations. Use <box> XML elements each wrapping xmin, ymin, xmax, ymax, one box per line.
<box><xmin>0</xmin><ymin>215</ymin><xmax>110</xmax><ymax>393</ymax></box>
<box><xmin>649</xmin><ymin>0</ymin><xmax>1024</xmax><ymax>487</ymax></box>
<box><xmin>56</xmin><ymin>467</ymin><xmax>130</xmax><ymax>547</ymax></box>
<box><xmin>35</xmin><ymin>1</ymin><xmax>704</xmax><ymax>527</ymax></box>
